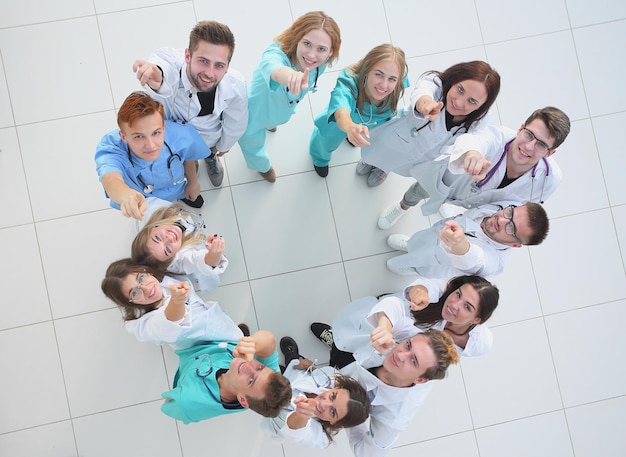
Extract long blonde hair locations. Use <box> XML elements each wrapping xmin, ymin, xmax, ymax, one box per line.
<box><xmin>349</xmin><ymin>44</ymin><xmax>407</xmax><ymax>114</ymax></box>
<box><xmin>131</xmin><ymin>203</ymin><xmax>205</xmax><ymax>270</ymax></box>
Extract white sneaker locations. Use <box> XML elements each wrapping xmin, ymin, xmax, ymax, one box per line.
<box><xmin>378</xmin><ymin>203</ymin><xmax>407</xmax><ymax>230</ymax></box>
<box><xmin>356</xmin><ymin>160</ymin><xmax>373</xmax><ymax>175</ymax></box>
<box><xmin>386</xmin><ymin>258</ymin><xmax>417</xmax><ymax>276</ymax></box>
<box><xmin>387</xmin><ymin>234</ymin><xmax>409</xmax><ymax>251</ymax></box>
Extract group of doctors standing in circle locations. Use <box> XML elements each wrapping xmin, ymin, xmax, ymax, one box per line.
<box><xmin>95</xmin><ymin>10</ymin><xmax>571</xmax><ymax>456</ymax></box>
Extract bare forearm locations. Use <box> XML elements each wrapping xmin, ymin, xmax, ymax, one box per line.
<box><xmin>250</xmin><ymin>330</ymin><xmax>276</xmax><ymax>357</ymax></box>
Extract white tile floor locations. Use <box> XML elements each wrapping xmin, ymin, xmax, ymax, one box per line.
<box><xmin>0</xmin><ymin>1</ymin><xmax>625</xmax><ymax>456</ymax></box>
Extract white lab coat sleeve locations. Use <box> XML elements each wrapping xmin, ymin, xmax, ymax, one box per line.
<box><xmin>402</xmin><ymin>276</ymin><xmax>447</xmax><ymax>302</ymax></box>
<box><xmin>447</xmin><ymin>125</ymin><xmax>511</xmax><ymax>174</ymax></box>
<box><xmin>409</xmin><ymin>73</ymin><xmax>442</xmax><ymax>108</ymax></box>
<box><xmin>169</xmin><ymin>248</ymin><xmax>227</xmax><ymax>293</ymax></box>
<box><xmin>460</xmin><ymin>324</ymin><xmax>493</xmax><ymax>357</ymax></box>
<box><xmin>366</xmin><ymin>296</ymin><xmax>407</xmax><ymax>329</ymax></box>
<box><xmin>144</xmin><ymin>47</ymin><xmax>181</xmax><ymax>98</ymax></box>
<box><xmin>215</xmin><ymin>71</ymin><xmax>249</xmax><ymax>152</ymax></box>
<box><xmin>345</xmin><ymin>417</ymin><xmax>399</xmax><ymax>457</ymax></box>
<box><xmin>124</xmin><ymin>298</ymin><xmax>191</xmax><ymax>344</ymax></box>
<box><xmin>445</xmin><ymin>241</ymin><xmax>509</xmax><ymax>277</ymax></box>
<box><xmin>366</xmin><ymin>296</ymin><xmax>417</xmax><ymax>342</ymax></box>
<box><xmin>276</xmin><ymin>411</ymin><xmax>330</xmax><ymax>448</ymax></box>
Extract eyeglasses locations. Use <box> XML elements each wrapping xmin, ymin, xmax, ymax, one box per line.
<box><xmin>304</xmin><ymin>359</ymin><xmax>333</xmax><ymax>389</ymax></box>
<box><xmin>128</xmin><ymin>273</ymin><xmax>148</xmax><ymax>303</ymax></box>
<box><xmin>501</xmin><ymin>205</ymin><xmax>523</xmax><ymax>244</ymax></box>
<box><xmin>520</xmin><ymin>127</ymin><xmax>553</xmax><ymax>154</ymax></box>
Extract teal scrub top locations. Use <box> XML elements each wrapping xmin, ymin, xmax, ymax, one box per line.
<box><xmin>320</xmin><ymin>69</ymin><xmax>409</xmax><ymax>128</ymax></box>
<box><xmin>161</xmin><ymin>341</ymin><xmax>280</xmax><ymax>424</ymax></box>
<box><xmin>247</xmin><ymin>42</ymin><xmax>327</xmax><ymax>130</ymax></box>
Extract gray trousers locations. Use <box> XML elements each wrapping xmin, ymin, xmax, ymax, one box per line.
<box><xmin>401</xmin><ymin>181</ymin><xmax>431</xmax><ymax>207</ymax></box>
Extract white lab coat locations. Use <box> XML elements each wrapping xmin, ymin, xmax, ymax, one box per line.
<box><xmin>361</xmin><ymin>74</ymin><xmax>490</xmax><ymax>176</ymax></box>
<box><xmin>144</xmin><ymin>47</ymin><xmax>248</xmax><ymax>152</ymax></box>
<box><xmin>332</xmin><ymin>296</ymin><xmax>434</xmax><ymax>457</ymax></box>
<box><xmin>367</xmin><ymin>279</ymin><xmax>493</xmax><ymax>357</ymax></box>
<box><xmin>387</xmin><ymin>203</ymin><xmax>516</xmax><ymax>280</ymax></box>
<box><xmin>124</xmin><ymin>276</ymin><xmax>242</xmax><ymax>349</ymax></box>
<box><xmin>138</xmin><ymin>197</ymin><xmax>228</xmax><ymax>292</ymax></box>
<box><xmin>415</xmin><ymin>125</ymin><xmax>562</xmax><ymax>215</ymax></box>
<box><xmin>263</xmin><ymin>361</ymin><xmax>336</xmax><ymax>448</ymax></box>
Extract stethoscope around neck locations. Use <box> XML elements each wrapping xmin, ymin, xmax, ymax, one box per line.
<box><xmin>473</xmin><ymin>140</ymin><xmax>550</xmax><ymax>204</ymax></box>
<box><xmin>194</xmin><ymin>343</ymin><xmax>243</xmax><ymax>408</ymax></box>
<box><xmin>127</xmin><ymin>141</ymin><xmax>187</xmax><ymax>193</ymax></box>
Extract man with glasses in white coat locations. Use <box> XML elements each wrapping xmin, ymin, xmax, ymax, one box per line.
<box><xmin>378</xmin><ymin>106</ymin><xmax>570</xmax><ymax>228</ymax></box>
<box><xmin>385</xmin><ymin>201</ymin><xmax>549</xmax><ymax>279</ymax></box>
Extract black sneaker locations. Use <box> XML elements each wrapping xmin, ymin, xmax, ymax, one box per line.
<box><xmin>280</xmin><ymin>336</ymin><xmax>301</xmax><ymax>366</ymax></box>
<box><xmin>180</xmin><ymin>194</ymin><xmax>204</xmax><ymax>208</ymax></box>
<box><xmin>314</xmin><ymin>165</ymin><xmax>328</xmax><ymax>177</ymax></box>
<box><xmin>310</xmin><ymin>322</ymin><xmax>334</xmax><ymax>347</ymax></box>
<box><xmin>237</xmin><ymin>323</ymin><xmax>250</xmax><ymax>337</ymax></box>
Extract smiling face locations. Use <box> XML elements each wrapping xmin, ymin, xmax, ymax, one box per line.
<box><xmin>146</xmin><ymin>224</ymin><xmax>184</xmax><ymax>261</ymax></box>
<box><xmin>441</xmin><ymin>284</ymin><xmax>482</xmax><ymax>326</ymax></box>
<box><xmin>224</xmin><ymin>358</ymin><xmax>274</xmax><ymax>405</ymax></box>
<box><xmin>382</xmin><ymin>334</ymin><xmax>437</xmax><ymax>387</ymax></box>
<box><xmin>185</xmin><ymin>40</ymin><xmax>230</xmax><ymax>92</ymax></box>
<box><xmin>480</xmin><ymin>205</ymin><xmax>531</xmax><ymax>246</ymax></box>
<box><xmin>295</xmin><ymin>28</ymin><xmax>333</xmax><ymax>71</ymax></box>
<box><xmin>118</xmin><ymin>112</ymin><xmax>165</xmax><ymax>161</ymax></box>
<box><xmin>445</xmin><ymin>79</ymin><xmax>488</xmax><ymax>118</ymax></box>
<box><xmin>364</xmin><ymin>58</ymin><xmax>401</xmax><ymax>104</ymax></box>
<box><xmin>507</xmin><ymin>118</ymin><xmax>556</xmax><ymax>170</ymax></box>
<box><xmin>120</xmin><ymin>272</ymin><xmax>162</xmax><ymax>305</ymax></box>
<box><xmin>312</xmin><ymin>387</ymin><xmax>350</xmax><ymax>424</ymax></box>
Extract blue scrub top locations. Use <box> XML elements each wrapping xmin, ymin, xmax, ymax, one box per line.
<box><xmin>161</xmin><ymin>341</ymin><xmax>281</xmax><ymax>424</ymax></box>
<box><xmin>95</xmin><ymin>120</ymin><xmax>209</xmax><ymax>208</ymax></box>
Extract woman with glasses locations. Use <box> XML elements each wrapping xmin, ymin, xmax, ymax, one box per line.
<box><xmin>264</xmin><ymin>355</ymin><xmax>370</xmax><ymax>448</ymax></box>
<box><xmin>131</xmin><ymin>199</ymin><xmax>227</xmax><ymax>292</ymax></box>
<box><xmin>237</xmin><ymin>11</ymin><xmax>342</xmax><ymax>182</ymax></box>
<box><xmin>309</xmin><ymin>43</ymin><xmax>409</xmax><ymax>177</ymax></box>
<box><xmin>358</xmin><ymin>61</ymin><xmax>500</xmax><ymax>188</ymax></box>
<box><xmin>101</xmin><ymin>259</ymin><xmax>243</xmax><ymax>349</ymax></box>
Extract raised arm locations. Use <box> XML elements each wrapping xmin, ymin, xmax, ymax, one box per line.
<box><xmin>101</xmin><ymin>172</ymin><xmax>147</xmax><ymax>220</ymax></box>
<box><xmin>271</xmin><ymin>67</ymin><xmax>310</xmax><ymax>96</ymax></box>
<box><xmin>234</xmin><ymin>330</ymin><xmax>276</xmax><ymax>360</ymax></box>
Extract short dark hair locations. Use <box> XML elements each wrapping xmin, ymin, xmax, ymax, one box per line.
<box><xmin>522</xmin><ymin>202</ymin><xmax>550</xmax><ymax>246</ymax></box>
<box><xmin>524</xmin><ymin>106</ymin><xmax>570</xmax><ymax>149</ymax></box>
<box><xmin>189</xmin><ymin>20</ymin><xmax>235</xmax><ymax>61</ymax></box>
<box><xmin>246</xmin><ymin>371</ymin><xmax>292</xmax><ymax>418</ymax></box>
